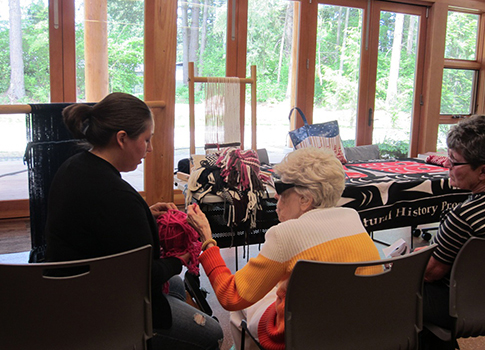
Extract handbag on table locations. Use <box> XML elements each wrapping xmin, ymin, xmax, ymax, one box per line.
<box><xmin>288</xmin><ymin>107</ymin><xmax>347</xmax><ymax>164</ymax></box>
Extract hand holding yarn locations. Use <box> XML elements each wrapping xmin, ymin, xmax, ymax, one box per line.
<box><xmin>150</xmin><ymin>202</ymin><xmax>178</xmax><ymax>220</ymax></box>
<box><xmin>186</xmin><ymin>203</ymin><xmax>213</xmax><ymax>244</ymax></box>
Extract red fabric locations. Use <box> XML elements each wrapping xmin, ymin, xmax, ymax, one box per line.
<box><xmin>351</xmin><ymin>160</ymin><xmax>446</xmax><ymax>174</ymax></box>
<box><xmin>257</xmin><ymin>282</ymin><xmax>288</xmax><ymax>350</ymax></box>
<box><xmin>257</xmin><ymin>301</ymin><xmax>285</xmax><ymax>350</ymax></box>
<box><xmin>425</xmin><ymin>154</ymin><xmax>448</xmax><ymax>167</ymax></box>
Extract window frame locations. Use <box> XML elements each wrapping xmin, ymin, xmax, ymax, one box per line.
<box><xmin>439</xmin><ymin>8</ymin><xmax>485</xmax><ymax>125</ymax></box>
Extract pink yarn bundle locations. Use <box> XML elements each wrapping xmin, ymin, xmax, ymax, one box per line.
<box><xmin>157</xmin><ymin>209</ymin><xmax>202</xmax><ymax>275</ymax></box>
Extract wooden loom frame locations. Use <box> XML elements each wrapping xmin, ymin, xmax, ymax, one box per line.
<box><xmin>188</xmin><ymin>61</ymin><xmax>257</xmax><ymax>155</ymax></box>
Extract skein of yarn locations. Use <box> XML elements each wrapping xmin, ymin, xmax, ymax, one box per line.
<box><xmin>157</xmin><ymin>209</ymin><xmax>202</xmax><ymax>275</ymax></box>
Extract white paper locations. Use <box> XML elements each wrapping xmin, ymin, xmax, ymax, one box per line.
<box><xmin>383</xmin><ymin>238</ymin><xmax>409</xmax><ymax>258</ymax></box>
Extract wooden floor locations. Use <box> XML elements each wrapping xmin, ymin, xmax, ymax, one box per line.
<box><xmin>1</xmin><ymin>218</ymin><xmax>484</xmax><ymax>350</ymax></box>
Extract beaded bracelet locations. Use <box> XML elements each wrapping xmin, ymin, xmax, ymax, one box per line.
<box><xmin>201</xmin><ymin>238</ymin><xmax>217</xmax><ymax>251</ymax></box>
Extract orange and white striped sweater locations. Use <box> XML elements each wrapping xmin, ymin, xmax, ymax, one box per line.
<box><xmin>199</xmin><ymin>207</ymin><xmax>381</xmax><ymax>349</ymax></box>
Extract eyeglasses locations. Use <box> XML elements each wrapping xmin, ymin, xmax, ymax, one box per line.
<box><xmin>273</xmin><ymin>178</ymin><xmax>296</xmax><ymax>195</ymax></box>
<box><xmin>447</xmin><ymin>158</ymin><xmax>470</xmax><ymax>168</ymax></box>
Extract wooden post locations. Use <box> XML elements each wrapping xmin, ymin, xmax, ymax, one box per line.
<box><xmin>84</xmin><ymin>0</ymin><xmax>109</xmax><ymax>102</ymax></box>
<box><xmin>251</xmin><ymin>65</ymin><xmax>257</xmax><ymax>151</ymax></box>
<box><xmin>144</xmin><ymin>0</ymin><xmax>177</xmax><ymax>205</ymax></box>
<box><xmin>189</xmin><ymin>62</ymin><xmax>196</xmax><ymax>156</ymax></box>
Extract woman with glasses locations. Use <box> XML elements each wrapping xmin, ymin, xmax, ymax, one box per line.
<box><xmin>187</xmin><ymin>147</ymin><xmax>381</xmax><ymax>350</ymax></box>
<box><xmin>419</xmin><ymin>114</ymin><xmax>485</xmax><ymax>350</ymax></box>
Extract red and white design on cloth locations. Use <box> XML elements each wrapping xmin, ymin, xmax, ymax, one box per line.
<box><xmin>350</xmin><ymin>161</ymin><xmax>446</xmax><ymax>174</ymax></box>
<box><xmin>425</xmin><ymin>154</ymin><xmax>448</xmax><ymax>167</ymax></box>
<box><xmin>295</xmin><ymin>135</ymin><xmax>347</xmax><ymax>164</ymax></box>
<box><xmin>343</xmin><ymin>165</ymin><xmax>368</xmax><ymax>179</ymax></box>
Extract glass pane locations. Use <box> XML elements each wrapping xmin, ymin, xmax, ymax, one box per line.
<box><xmin>0</xmin><ymin>0</ymin><xmax>49</xmax><ymax>200</ymax></box>
<box><xmin>445</xmin><ymin>11</ymin><xmax>479</xmax><ymax>60</ymax></box>
<box><xmin>314</xmin><ymin>4</ymin><xmax>363</xmax><ymax>148</ymax></box>
<box><xmin>440</xmin><ymin>68</ymin><xmax>475</xmax><ymax>115</ymax></box>
<box><xmin>75</xmin><ymin>0</ymin><xmax>145</xmax><ymax>190</ymax></box>
<box><xmin>247</xmin><ymin>0</ymin><xmax>294</xmax><ymax>163</ymax></box>
<box><xmin>174</xmin><ymin>0</ymin><xmax>228</xmax><ymax>169</ymax></box>
<box><xmin>75</xmin><ymin>0</ymin><xmax>145</xmax><ymax>101</ymax></box>
<box><xmin>437</xmin><ymin>124</ymin><xmax>453</xmax><ymax>152</ymax></box>
<box><xmin>372</xmin><ymin>11</ymin><xmax>420</xmax><ymax>158</ymax></box>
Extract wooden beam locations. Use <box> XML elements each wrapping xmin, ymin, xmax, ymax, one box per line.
<box><xmin>419</xmin><ymin>2</ymin><xmax>448</xmax><ymax>154</ymax></box>
<box><xmin>294</xmin><ymin>0</ymin><xmax>318</xmax><ymax>128</ymax></box>
<box><xmin>144</xmin><ymin>0</ymin><xmax>177</xmax><ymax>205</ymax></box>
<box><xmin>0</xmin><ymin>200</ymin><xmax>29</xmax><ymax>220</ymax></box>
<box><xmin>84</xmin><ymin>0</ymin><xmax>109</xmax><ymax>102</ymax></box>
<box><xmin>49</xmin><ymin>0</ymin><xmax>76</xmax><ymax>102</ymax></box>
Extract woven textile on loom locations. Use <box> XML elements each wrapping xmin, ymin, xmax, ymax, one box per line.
<box><xmin>185</xmin><ymin>148</ymin><xmax>271</xmax><ymax>228</ymax></box>
<box><xmin>25</xmin><ymin>103</ymin><xmax>93</xmax><ymax>262</ymax></box>
<box><xmin>204</xmin><ymin>77</ymin><xmax>241</xmax><ymax>152</ymax></box>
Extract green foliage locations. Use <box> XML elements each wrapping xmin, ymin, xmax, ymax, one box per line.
<box><xmin>445</xmin><ymin>11</ymin><xmax>479</xmax><ymax>60</ymax></box>
<box><xmin>0</xmin><ymin>0</ymin><xmax>50</xmax><ymax>103</ymax></box>
<box><xmin>0</xmin><ymin>0</ymin><xmax>479</xmax><ymax>123</ymax></box>
<box><xmin>0</xmin><ymin>25</ymin><xmax>10</xmax><ymax>97</ymax></box>
<box><xmin>377</xmin><ymin>139</ymin><xmax>409</xmax><ymax>159</ymax></box>
<box><xmin>440</xmin><ymin>69</ymin><xmax>474</xmax><ymax>115</ymax></box>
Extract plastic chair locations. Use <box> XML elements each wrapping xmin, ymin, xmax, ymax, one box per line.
<box><xmin>424</xmin><ymin>237</ymin><xmax>485</xmax><ymax>344</ymax></box>
<box><xmin>241</xmin><ymin>245</ymin><xmax>435</xmax><ymax>350</ymax></box>
<box><xmin>0</xmin><ymin>245</ymin><xmax>153</xmax><ymax>350</ymax></box>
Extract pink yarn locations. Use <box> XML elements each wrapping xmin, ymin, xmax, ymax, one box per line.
<box><xmin>157</xmin><ymin>210</ymin><xmax>202</xmax><ymax>275</ymax></box>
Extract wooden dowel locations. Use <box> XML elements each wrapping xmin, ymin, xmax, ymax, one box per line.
<box><xmin>0</xmin><ymin>101</ymin><xmax>165</xmax><ymax>115</ymax></box>
<box><xmin>190</xmin><ymin>76</ymin><xmax>255</xmax><ymax>84</ymax></box>
<box><xmin>0</xmin><ymin>105</ymin><xmax>31</xmax><ymax>114</ymax></box>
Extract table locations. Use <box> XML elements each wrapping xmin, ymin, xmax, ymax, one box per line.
<box><xmin>339</xmin><ymin>159</ymin><xmax>470</xmax><ymax>232</ymax></box>
<box><xmin>177</xmin><ymin>159</ymin><xmax>471</xmax><ymax>251</ymax></box>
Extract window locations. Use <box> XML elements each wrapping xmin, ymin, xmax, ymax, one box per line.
<box><xmin>75</xmin><ymin>0</ymin><xmax>145</xmax><ymax>102</ymax></box>
<box><xmin>440</xmin><ymin>10</ymin><xmax>481</xmax><ymax>117</ymax></box>
<box><xmin>0</xmin><ymin>0</ymin><xmax>49</xmax><ymax>201</ymax></box>
<box><xmin>247</xmin><ymin>0</ymin><xmax>294</xmax><ymax>161</ymax></box>
<box><xmin>174</xmin><ymin>0</ymin><xmax>228</xmax><ymax>167</ymax></box>
<box><xmin>313</xmin><ymin>4</ymin><xmax>363</xmax><ymax>148</ymax></box>
<box><xmin>438</xmin><ymin>10</ymin><xmax>482</xmax><ymax>150</ymax></box>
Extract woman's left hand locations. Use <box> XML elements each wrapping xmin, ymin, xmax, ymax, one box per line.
<box><xmin>186</xmin><ymin>203</ymin><xmax>213</xmax><ymax>242</ymax></box>
<box><xmin>150</xmin><ymin>202</ymin><xmax>178</xmax><ymax>219</ymax></box>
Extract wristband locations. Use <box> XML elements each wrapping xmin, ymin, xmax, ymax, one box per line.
<box><xmin>201</xmin><ymin>238</ymin><xmax>217</xmax><ymax>251</ymax></box>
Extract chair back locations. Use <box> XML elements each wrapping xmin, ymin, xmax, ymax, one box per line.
<box><xmin>343</xmin><ymin>144</ymin><xmax>380</xmax><ymax>161</ymax></box>
<box><xmin>285</xmin><ymin>245</ymin><xmax>435</xmax><ymax>350</ymax></box>
<box><xmin>450</xmin><ymin>236</ymin><xmax>485</xmax><ymax>338</ymax></box>
<box><xmin>0</xmin><ymin>245</ymin><xmax>153</xmax><ymax>350</ymax></box>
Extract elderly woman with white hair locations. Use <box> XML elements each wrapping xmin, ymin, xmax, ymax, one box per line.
<box><xmin>187</xmin><ymin>147</ymin><xmax>381</xmax><ymax>350</ymax></box>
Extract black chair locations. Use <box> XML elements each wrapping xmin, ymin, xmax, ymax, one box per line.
<box><xmin>242</xmin><ymin>245</ymin><xmax>435</xmax><ymax>350</ymax></box>
<box><xmin>0</xmin><ymin>245</ymin><xmax>153</xmax><ymax>350</ymax></box>
<box><xmin>424</xmin><ymin>237</ymin><xmax>485</xmax><ymax>345</ymax></box>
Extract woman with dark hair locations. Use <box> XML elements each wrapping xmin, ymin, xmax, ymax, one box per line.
<box><xmin>45</xmin><ymin>92</ymin><xmax>223</xmax><ymax>349</ymax></box>
<box><xmin>419</xmin><ymin>114</ymin><xmax>485</xmax><ymax>350</ymax></box>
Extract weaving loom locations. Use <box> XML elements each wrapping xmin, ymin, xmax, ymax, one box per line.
<box><xmin>188</xmin><ymin>61</ymin><xmax>257</xmax><ymax>155</ymax></box>
<box><xmin>25</xmin><ymin>103</ymin><xmax>90</xmax><ymax>262</ymax></box>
